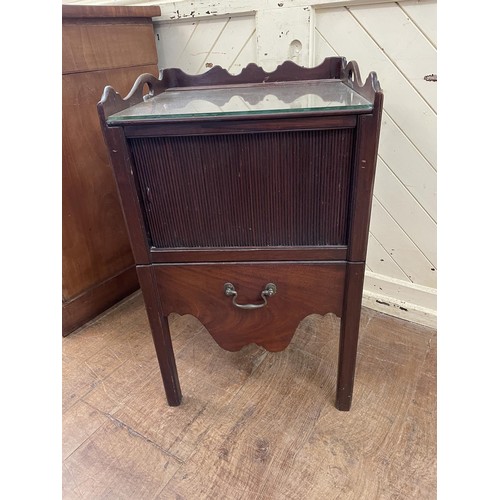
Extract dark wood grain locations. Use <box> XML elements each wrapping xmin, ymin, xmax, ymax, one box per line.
<box><xmin>347</xmin><ymin>93</ymin><xmax>384</xmax><ymax>262</ymax></box>
<box><xmin>342</xmin><ymin>59</ymin><xmax>382</xmax><ymax>102</ymax></box>
<box><xmin>98</xmin><ymin>57</ymin><xmax>346</xmax><ymax>119</ymax></box>
<box><xmin>136</xmin><ymin>266</ymin><xmax>182</xmax><ymax>406</ymax></box>
<box><xmin>335</xmin><ymin>262</ymin><xmax>365</xmax><ymax>410</ymax></box>
<box><xmin>62</xmin><ymin>5</ymin><xmax>159</xmax><ymax>335</ymax></box>
<box><xmin>121</xmin><ymin>115</ymin><xmax>357</xmax><ymax>137</ymax></box>
<box><xmin>62</xmin><ymin>266</ymin><xmax>139</xmax><ymax>336</ymax></box>
<box><xmin>62</xmin><ymin>68</ymin><xmax>155</xmax><ymax>299</ymax></box>
<box><xmin>154</xmin><ymin>262</ymin><xmax>346</xmax><ymax>352</ymax></box>
<box><xmin>63</xmin><ymin>18</ymin><xmax>158</xmax><ymax>74</ymax></box>
<box><xmin>62</xmin><ymin>4</ymin><xmax>161</xmax><ymax>19</ymax></box>
<box><xmin>149</xmin><ymin>246</ymin><xmax>348</xmax><ymax>263</ymax></box>
<box><xmin>129</xmin><ymin>129</ymin><xmax>354</xmax><ymax>248</ymax></box>
<box><xmin>97</xmin><ymin>57</ymin><xmax>380</xmax><ymax>121</ymax></box>
<box><xmin>98</xmin><ymin>58</ymin><xmax>383</xmax><ymax>409</ymax></box>
<box><xmin>160</xmin><ymin>57</ymin><xmax>345</xmax><ymax>88</ymax></box>
<box><xmin>99</xmin><ymin>126</ymin><xmax>152</xmax><ymax>265</ymax></box>
<box><xmin>98</xmin><ymin>72</ymin><xmax>167</xmax><ymax>120</ymax></box>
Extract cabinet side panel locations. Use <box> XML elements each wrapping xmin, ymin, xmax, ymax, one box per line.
<box><xmin>62</xmin><ymin>66</ymin><xmax>157</xmax><ymax>301</ymax></box>
<box><xmin>62</xmin><ymin>20</ymin><xmax>158</xmax><ymax>74</ymax></box>
<box><xmin>129</xmin><ymin>129</ymin><xmax>354</xmax><ymax>248</ymax></box>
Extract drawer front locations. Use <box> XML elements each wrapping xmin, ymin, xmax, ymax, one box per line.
<box><xmin>153</xmin><ymin>262</ymin><xmax>346</xmax><ymax>352</ymax></box>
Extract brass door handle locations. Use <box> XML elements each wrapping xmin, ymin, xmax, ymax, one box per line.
<box><xmin>223</xmin><ymin>282</ymin><xmax>277</xmax><ymax>310</ymax></box>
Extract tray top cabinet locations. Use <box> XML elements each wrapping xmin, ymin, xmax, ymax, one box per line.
<box><xmin>98</xmin><ymin>57</ymin><xmax>383</xmax><ymax>410</ymax></box>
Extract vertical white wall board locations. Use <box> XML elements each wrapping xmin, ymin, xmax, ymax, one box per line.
<box><xmin>154</xmin><ymin>20</ymin><xmax>198</xmax><ymax>69</ymax></box>
<box><xmin>162</xmin><ymin>17</ymin><xmax>236</xmax><ymax>74</ymax></box>
<box><xmin>155</xmin><ymin>16</ymin><xmax>256</xmax><ymax>74</ymax></box>
<box><xmin>378</xmin><ymin>112</ymin><xmax>437</xmax><ymax>221</ymax></box>
<box><xmin>366</xmin><ymin>234</ymin><xmax>411</xmax><ymax>282</ymax></box>
<box><xmin>399</xmin><ymin>0</ymin><xmax>437</xmax><ymax>47</ymax></box>
<box><xmin>314</xmin><ymin>28</ymin><xmax>340</xmax><ymax>62</ymax></box>
<box><xmin>314</xmin><ymin>2</ymin><xmax>438</xmax><ymax>314</ymax></box>
<box><xmin>369</xmin><ymin>199</ymin><xmax>436</xmax><ymax>288</ymax></box>
<box><xmin>349</xmin><ymin>3</ymin><xmax>437</xmax><ymax>111</ymax></box>
<box><xmin>203</xmin><ymin>16</ymin><xmax>257</xmax><ymax>71</ymax></box>
<box><xmin>255</xmin><ymin>6</ymin><xmax>314</xmax><ymax>71</ymax></box>
<box><xmin>316</xmin><ymin>7</ymin><xmax>436</xmax><ymax>168</ymax></box>
<box><xmin>374</xmin><ymin>159</ymin><xmax>437</xmax><ymax>267</ymax></box>
<box><xmin>229</xmin><ymin>29</ymin><xmax>257</xmax><ymax>73</ymax></box>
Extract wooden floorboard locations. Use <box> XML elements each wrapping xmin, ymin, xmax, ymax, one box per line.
<box><xmin>62</xmin><ymin>292</ymin><xmax>436</xmax><ymax>499</ymax></box>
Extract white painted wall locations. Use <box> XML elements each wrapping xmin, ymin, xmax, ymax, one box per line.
<box><xmin>66</xmin><ymin>0</ymin><xmax>437</xmax><ymax>327</ymax></box>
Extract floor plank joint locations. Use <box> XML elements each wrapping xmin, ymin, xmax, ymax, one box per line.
<box><xmin>63</xmin><ymin>291</ymin><xmax>436</xmax><ymax>499</ymax></box>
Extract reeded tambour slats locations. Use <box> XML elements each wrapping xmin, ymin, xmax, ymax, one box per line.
<box><xmin>129</xmin><ymin>129</ymin><xmax>354</xmax><ymax>248</ymax></box>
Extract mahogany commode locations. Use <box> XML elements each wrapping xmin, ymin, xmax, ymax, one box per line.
<box><xmin>98</xmin><ymin>57</ymin><xmax>383</xmax><ymax>411</ymax></box>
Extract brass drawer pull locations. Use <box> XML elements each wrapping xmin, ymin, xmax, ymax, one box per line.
<box><xmin>224</xmin><ymin>282</ymin><xmax>277</xmax><ymax>310</ymax></box>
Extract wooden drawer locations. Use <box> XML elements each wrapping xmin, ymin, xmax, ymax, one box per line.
<box><xmin>153</xmin><ymin>262</ymin><xmax>346</xmax><ymax>352</ymax></box>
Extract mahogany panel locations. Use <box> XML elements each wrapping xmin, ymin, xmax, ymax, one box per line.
<box><xmin>62</xmin><ymin>5</ymin><xmax>161</xmax><ymax>19</ymax></box>
<box><xmin>149</xmin><ymin>246</ymin><xmax>348</xmax><ymax>263</ymax></box>
<box><xmin>153</xmin><ymin>262</ymin><xmax>346</xmax><ymax>352</ymax></box>
<box><xmin>62</xmin><ymin>66</ymin><xmax>157</xmax><ymax>300</ymax></box>
<box><xmin>62</xmin><ymin>20</ymin><xmax>158</xmax><ymax>74</ymax></box>
<box><xmin>160</xmin><ymin>57</ymin><xmax>345</xmax><ymax>88</ymax></box>
<box><xmin>62</xmin><ymin>3</ymin><xmax>160</xmax><ymax>335</ymax></box>
<box><xmin>347</xmin><ymin>93</ymin><xmax>384</xmax><ymax>261</ymax></box>
<box><xmin>121</xmin><ymin>115</ymin><xmax>357</xmax><ymax>136</ymax></box>
<box><xmin>62</xmin><ymin>266</ymin><xmax>138</xmax><ymax>337</ymax></box>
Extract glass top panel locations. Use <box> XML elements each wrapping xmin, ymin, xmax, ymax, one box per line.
<box><xmin>107</xmin><ymin>79</ymin><xmax>372</xmax><ymax>122</ymax></box>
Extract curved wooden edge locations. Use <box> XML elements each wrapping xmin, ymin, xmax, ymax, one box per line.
<box><xmin>97</xmin><ymin>57</ymin><xmax>383</xmax><ymax>122</ymax></box>
<box><xmin>97</xmin><ymin>73</ymin><xmax>163</xmax><ymax>122</ymax></box>
<box><xmin>342</xmin><ymin>60</ymin><xmax>382</xmax><ymax>102</ymax></box>
<box><xmin>160</xmin><ymin>56</ymin><xmax>346</xmax><ymax>87</ymax></box>
<box><xmin>98</xmin><ymin>57</ymin><xmax>347</xmax><ymax>120</ymax></box>
<box><xmin>167</xmin><ymin>312</ymin><xmax>340</xmax><ymax>353</ymax></box>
